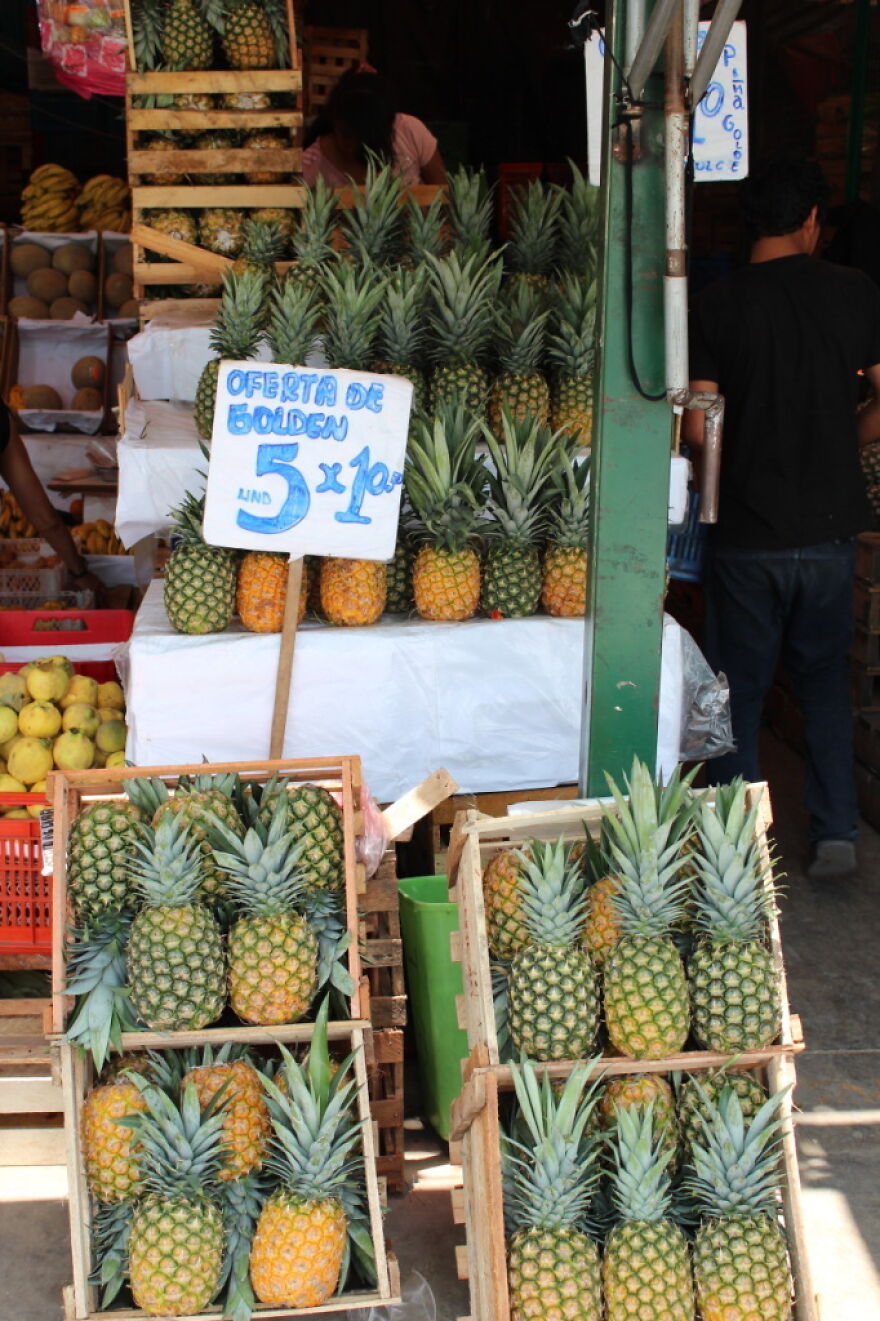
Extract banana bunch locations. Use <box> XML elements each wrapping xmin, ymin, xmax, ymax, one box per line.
<box><xmin>21</xmin><ymin>164</ymin><xmax>80</xmax><ymax>233</ymax></box>
<box><xmin>72</xmin><ymin>519</ymin><xmax>130</xmax><ymax>555</ymax></box>
<box><xmin>77</xmin><ymin>175</ymin><xmax>132</xmax><ymax>233</ymax></box>
<box><xmin>0</xmin><ymin>490</ymin><xmax>38</xmax><ymax>539</ymax></box>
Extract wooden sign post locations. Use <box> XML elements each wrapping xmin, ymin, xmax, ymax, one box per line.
<box><xmin>203</xmin><ymin>360</ymin><xmax>413</xmax><ymax>756</ymax></box>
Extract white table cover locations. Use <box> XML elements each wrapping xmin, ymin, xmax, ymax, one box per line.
<box><xmin>115</xmin><ymin>400</ymin><xmax>204</xmax><ymax>546</ymax></box>
<box><xmin>117</xmin><ymin>581</ymin><xmax>686</xmax><ymax>801</ymax></box>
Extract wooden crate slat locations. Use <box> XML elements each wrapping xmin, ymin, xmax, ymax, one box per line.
<box><xmin>132</xmin><ymin>184</ymin><xmax>307</xmax><ymax>208</ymax></box>
<box><xmin>371</xmin><ymin>1028</ymin><xmax>404</xmax><ymax>1064</ymax></box>
<box><xmin>367</xmin><ymin>995</ymin><xmax>407</xmax><ymax>1029</ymax></box>
<box><xmin>128</xmin><ymin>70</ymin><xmax>302</xmax><ymax>94</ymax></box>
<box><xmin>133</xmin><ymin>261</ymin><xmax>221</xmax><ymax>285</ymax></box>
<box><xmin>129</xmin><ymin>108</ymin><xmax>302</xmax><ymax>132</ymax></box>
<box><xmin>130</xmin><ymin>148</ymin><xmax>302</xmax><ymax>176</ymax></box>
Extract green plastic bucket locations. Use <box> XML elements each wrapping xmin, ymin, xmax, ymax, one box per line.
<box><xmin>398</xmin><ymin>875</ymin><xmax>470</xmax><ymax>1141</ymax></box>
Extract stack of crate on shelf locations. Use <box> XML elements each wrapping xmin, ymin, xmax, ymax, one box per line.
<box><xmin>122</xmin><ymin>0</ymin><xmax>305</xmax><ymax>303</ymax></box>
<box><xmin>854</xmin><ymin>532</ymin><xmax>880</xmax><ymax>828</ymax></box>
<box><xmin>301</xmin><ymin>27</ymin><xmax>368</xmax><ymax>118</ymax></box>
<box><xmin>444</xmin><ymin>788</ymin><xmax>817</xmax><ymax>1321</ymax></box>
<box><xmin>51</xmin><ymin>755</ymin><xmax>400</xmax><ymax>1321</ymax></box>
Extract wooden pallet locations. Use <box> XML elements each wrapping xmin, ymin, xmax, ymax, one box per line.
<box><xmin>302</xmin><ymin>26</ymin><xmax>369</xmax><ymax>118</ymax></box>
<box><xmin>447</xmin><ymin>785</ymin><xmax>804</xmax><ymax>1071</ymax></box>
<box><xmin>60</xmin><ymin>1017</ymin><xmax>398</xmax><ymax>1320</ymax></box>
<box><xmin>448</xmin><ymin>1049</ymin><xmax>818</xmax><ymax>1321</ymax></box>
<box><xmin>360</xmin><ymin>852</ymin><xmax>406</xmax><ymax>1193</ymax></box>
<box><xmin>48</xmin><ymin>755</ymin><xmax>367</xmax><ymax>1038</ymax></box>
<box><xmin>0</xmin><ymin>998</ymin><xmax>64</xmax><ymax>1168</ymax></box>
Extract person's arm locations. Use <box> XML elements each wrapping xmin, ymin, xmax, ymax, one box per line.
<box><xmin>421</xmin><ymin>148</ymin><xmax>447</xmax><ymax>186</ymax></box>
<box><xmin>857</xmin><ymin>363</ymin><xmax>880</xmax><ymax>448</ymax></box>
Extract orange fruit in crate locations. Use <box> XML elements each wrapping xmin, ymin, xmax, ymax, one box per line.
<box><xmin>7</xmin><ymin>385</ymin><xmax>26</xmax><ymax>409</ymax></box>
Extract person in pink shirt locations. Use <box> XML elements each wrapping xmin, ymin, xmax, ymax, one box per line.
<box><xmin>302</xmin><ymin>66</ymin><xmax>447</xmax><ymax>188</ymax></box>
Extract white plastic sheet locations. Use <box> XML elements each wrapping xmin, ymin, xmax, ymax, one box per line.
<box><xmin>115</xmin><ymin>400</ymin><xmax>205</xmax><ymax>546</ymax></box>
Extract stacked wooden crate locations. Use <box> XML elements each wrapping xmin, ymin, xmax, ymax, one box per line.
<box><xmin>444</xmin><ymin>791</ymin><xmax>816</xmax><ymax>1321</ymax></box>
<box><xmin>302</xmin><ymin>27</ymin><xmax>369</xmax><ymax>119</ymax></box>
<box><xmin>854</xmin><ymin>532</ymin><xmax>880</xmax><ymax>828</ymax></box>
<box><xmin>50</xmin><ymin>755</ymin><xmax>400</xmax><ymax>1321</ymax></box>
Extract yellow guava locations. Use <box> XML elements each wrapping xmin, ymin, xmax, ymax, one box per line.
<box><xmin>0</xmin><ymin>673</ymin><xmax>28</xmax><ymax>713</ymax></box>
<box><xmin>52</xmin><ymin>731</ymin><xmax>95</xmax><ymax>771</ymax></box>
<box><xmin>25</xmin><ymin>662</ymin><xmax>69</xmax><ymax>704</ymax></box>
<box><xmin>95</xmin><ymin>719</ymin><xmax>126</xmax><ymax>755</ymax></box>
<box><xmin>27</xmin><ymin>780</ymin><xmax>48</xmax><ymax>818</ymax></box>
<box><xmin>8</xmin><ymin>737</ymin><xmax>54</xmax><ymax>786</ymax></box>
<box><xmin>1</xmin><ymin>737</ymin><xmax>22</xmax><ymax>762</ymax></box>
<box><xmin>0</xmin><ymin>773</ymin><xmax>26</xmax><ymax>793</ymax></box>
<box><xmin>62</xmin><ymin>703</ymin><xmax>100</xmax><ymax>738</ymax></box>
<box><xmin>60</xmin><ymin>674</ymin><xmax>99</xmax><ymax>709</ymax></box>
<box><xmin>0</xmin><ymin>706</ymin><xmax>18</xmax><ymax>743</ymax></box>
<box><xmin>96</xmin><ymin>706</ymin><xmax>125</xmax><ymax>724</ymax></box>
<box><xmin>18</xmin><ymin>700</ymin><xmax>63</xmax><ymax>739</ymax></box>
<box><xmin>4</xmin><ymin>809</ymin><xmax>30</xmax><ymax>820</ymax></box>
<box><xmin>97</xmin><ymin>681</ymin><xmax>125</xmax><ymax>711</ymax></box>
<box><xmin>48</xmin><ymin>655</ymin><xmax>74</xmax><ymax>678</ymax></box>
<box><xmin>105</xmin><ymin>751</ymin><xmax>127</xmax><ymax>769</ymax></box>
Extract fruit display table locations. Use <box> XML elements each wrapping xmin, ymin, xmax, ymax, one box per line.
<box><xmin>117</xmin><ymin>581</ymin><xmax>687</xmax><ymax>801</ymax></box>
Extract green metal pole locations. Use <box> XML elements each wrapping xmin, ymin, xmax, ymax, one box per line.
<box><xmin>845</xmin><ymin>0</ymin><xmax>871</xmax><ymax>204</ymax></box>
<box><xmin>580</xmin><ymin>0</ymin><xmax>671</xmax><ymax>795</ymax></box>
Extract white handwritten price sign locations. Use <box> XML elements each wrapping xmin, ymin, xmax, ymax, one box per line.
<box><xmin>692</xmin><ymin>20</ymin><xmax>748</xmax><ymax>182</ymax></box>
<box><xmin>203</xmin><ymin>362</ymin><xmax>413</xmax><ymax>560</ymax></box>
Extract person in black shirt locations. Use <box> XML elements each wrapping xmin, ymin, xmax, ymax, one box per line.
<box><xmin>0</xmin><ymin>401</ymin><xmax>102</xmax><ymax>597</ymax></box>
<box><xmin>684</xmin><ymin>158</ymin><xmax>880</xmax><ymax>880</ymax></box>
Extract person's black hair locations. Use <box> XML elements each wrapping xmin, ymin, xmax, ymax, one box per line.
<box><xmin>313</xmin><ymin>67</ymin><xmax>397</xmax><ymax>167</ymax></box>
<box><xmin>740</xmin><ymin>158</ymin><xmax>831</xmax><ymax>239</ymax></box>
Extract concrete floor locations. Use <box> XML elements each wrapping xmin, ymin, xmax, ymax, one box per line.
<box><xmin>1</xmin><ymin>729</ymin><xmax>878</xmax><ymax>1321</ymax></box>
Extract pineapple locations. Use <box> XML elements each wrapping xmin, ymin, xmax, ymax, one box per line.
<box><xmin>542</xmin><ymin>454</ymin><xmax>591</xmax><ymax>617</ymax></box>
<box><xmin>64</xmin><ymin>913</ymin><xmax>136</xmax><ymax>1071</ymax></box>
<box><xmin>583</xmin><ymin>872</ymin><xmax>622</xmax><ymax>967</ymax></box>
<box><xmin>547</xmin><ymin>274</ymin><xmax>597</xmax><ymax>444</ymax></box>
<box><xmin>689</xmin><ymin>780</ymin><xmax>782</xmax><ymax>1052</ymax></box>
<box><xmin>222</xmin><ymin>0</ymin><xmax>283</xmax><ymax>69</ymax></box>
<box><xmin>237</xmin><ymin>552</ymin><xmax>309</xmax><ymax>631</ymax></box>
<box><xmin>372</xmin><ymin>266</ymin><xmax>429</xmax><ymax>413</ymax></box>
<box><xmin>131</xmin><ymin>0</ymin><xmax>163</xmax><ymax>71</ymax></box>
<box><xmin>194</xmin><ymin>266</ymin><xmax>266</xmax><ymax>442</ymax></box>
<box><xmin>66</xmin><ymin>799</ymin><xmax>147</xmax><ymax>921</ymax></box>
<box><xmin>598</xmin><ymin>1074</ymin><xmax>679</xmax><ymax>1166</ymax></box>
<box><xmin>138</xmin><ymin>135</ymin><xmax>184</xmax><ymax>185</ymax></box>
<box><xmin>192</xmin><ymin>130</ymin><xmax>238</xmax><ymax>185</ymax></box>
<box><xmin>483</xmin><ymin>847</ymin><xmax>530</xmax><ymax>961</ymax></box>
<box><xmin>250</xmin><ymin>204</ymin><xmax>294</xmax><ymax>247</ymax></box>
<box><xmin>405</xmin><ymin>406</ymin><xmax>488</xmax><ymax>621</ymax></box>
<box><xmin>242</xmin><ymin>129</ymin><xmax>289</xmax><ymax>183</ymax></box>
<box><xmin>685</xmin><ymin>1084</ymin><xmax>792</xmax><ymax>1321</ymax></box>
<box><xmin>320</xmin><ymin>558</ymin><xmax>387</xmax><ymax>626</ymax></box>
<box><xmin>554</xmin><ymin>160</ymin><xmax>601</xmax><ymax>281</ymax></box>
<box><xmin>231</xmin><ymin>217</ymin><xmax>286</xmax><ymax>316</ymax></box>
<box><xmin>286</xmin><ymin>176</ymin><xmax>338</xmax><ymax>298</ymax></box>
<box><xmin>90</xmin><ymin>1199</ymin><xmax>134</xmax><ymax>1310</ymax></box>
<box><xmin>141</xmin><ymin>771</ymin><xmax>245</xmax><ymax>904</ymax></box>
<box><xmin>426</xmin><ymin>249</ymin><xmax>502</xmax><ymax>415</ymax></box>
<box><xmin>164</xmin><ymin>491</ymin><xmax>238</xmax><ymax>633</ymax></box>
<box><xmin>266</xmin><ymin>267</ymin><xmax>321</xmax><ymax>368</ymax></box>
<box><xmin>505</xmin><ymin>180</ymin><xmax>562</xmax><ymax>299</ymax></box>
<box><xmin>446</xmin><ymin>165</ymin><xmax>494</xmax><ymax>263</ymax></box>
<box><xmin>678</xmin><ymin>1069</ymin><xmax>767</xmax><ymax>1163</ymax></box>
<box><xmin>81</xmin><ymin>1075</ymin><xmax>148</xmax><ymax>1203</ymax></box>
<box><xmin>601</xmin><ymin>759</ymin><xmax>696</xmax><ymax>1058</ymax></box>
<box><xmin>251</xmin><ymin>1002</ymin><xmax>364</xmax><ymax>1307</ymax></box>
<box><xmin>208</xmin><ymin>797</ymin><xmax>318</xmax><ymax>1025</ymax></box>
<box><xmin>384</xmin><ymin>529</ymin><xmax>414</xmax><ymax>615</ymax></box>
<box><xmin>126</xmin><ymin>812</ymin><xmax>227</xmax><ymax>1031</ymax></box>
<box><xmin>183</xmin><ymin>1048</ymin><xmax>272</xmax><ymax>1181</ymax></box>
<box><xmin>123</xmin><ymin>1078</ymin><xmax>226</xmax><ymax>1316</ymax></box>
<box><xmin>223</xmin><ymin>90</ymin><xmax>272</xmax><ymax>109</ymax></box>
<box><xmin>257</xmin><ymin>780</ymin><xmax>345</xmax><ymax>895</ymax></box>
<box><xmin>142</xmin><ymin>208</ymin><xmax>198</xmax><ymax>255</ymax></box>
<box><xmin>506</xmin><ymin>837</ymin><xmax>597</xmax><ymax>1060</ymax></box>
<box><xmin>161</xmin><ymin>0</ymin><xmax>215</xmax><ymax>69</ymax></box>
<box><xmin>504</xmin><ymin>1058</ymin><xmax>604</xmax><ymax>1321</ymax></box>
<box><xmin>480</xmin><ymin>413</ymin><xmax>563</xmax><ymax>618</ymax></box>
<box><xmin>200</xmin><ymin>207</ymin><xmax>246</xmax><ymax>256</ymax></box>
<box><xmin>489</xmin><ymin>281</ymin><xmax>550</xmax><ymax>429</ymax></box>
<box><xmin>339</xmin><ymin>159</ymin><xmax>406</xmax><ymax>266</ymax></box>
<box><xmin>404</xmin><ymin>191</ymin><xmax>448</xmax><ymax>267</ymax></box>
<box><xmin>603</xmin><ymin>1103</ymin><xmax>694</xmax><ymax>1321</ymax></box>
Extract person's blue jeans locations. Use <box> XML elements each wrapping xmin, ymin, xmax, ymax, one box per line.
<box><xmin>704</xmin><ymin>538</ymin><xmax>857</xmax><ymax>844</ymax></box>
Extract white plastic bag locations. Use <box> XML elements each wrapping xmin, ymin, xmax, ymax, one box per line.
<box><xmin>679</xmin><ymin>628</ymin><xmax>735</xmax><ymax>761</ymax></box>
<box><xmin>346</xmin><ymin>1272</ymin><xmax>436</xmax><ymax>1320</ymax></box>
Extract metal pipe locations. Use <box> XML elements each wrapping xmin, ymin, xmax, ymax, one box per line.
<box><xmin>664</xmin><ymin>3</ymin><xmax>689</xmax><ymax>395</ymax></box>
<box><xmin>690</xmin><ymin>0</ymin><xmax>743</xmax><ymax>107</ymax></box>
<box><xmin>627</xmin><ymin>0</ymin><xmax>682</xmax><ymax>101</ymax></box>
<box><xmin>683</xmin><ymin>0</ymin><xmax>699</xmax><ymax>75</ymax></box>
<box><xmin>668</xmin><ymin>389</ymin><xmax>724</xmax><ymax>523</ymax></box>
<box><xmin>625</xmin><ymin>0</ymin><xmax>647</xmax><ymax>70</ymax></box>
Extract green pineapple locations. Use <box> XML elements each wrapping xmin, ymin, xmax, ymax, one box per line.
<box><xmin>122</xmin><ymin>1078</ymin><xmax>226</xmax><ymax>1315</ymax></box>
<box><xmin>404</xmin><ymin>191</ymin><xmax>448</xmax><ymax>266</ymax></box>
<box><xmin>200</xmin><ymin>207</ymin><xmax>246</xmax><ymax>256</ymax></box>
<box><xmin>480</xmin><ymin>413</ymin><xmax>563</xmax><ymax>619</ymax></box>
<box><xmin>506</xmin><ymin>837</ymin><xmax>598</xmax><ymax>1060</ymax></box>
<box><xmin>685</xmin><ymin>1084</ymin><xmax>793</xmax><ymax>1321</ymax></box>
<box><xmin>194</xmin><ymin>267</ymin><xmax>266</xmax><ymax>441</ymax></box>
<box><xmin>339</xmin><ymin>158</ymin><xmax>405</xmax><ymax>266</ymax></box>
<box><xmin>601</xmin><ymin>758</ymin><xmax>696</xmax><ymax>1058</ymax></box>
<box><xmin>66</xmin><ymin>799</ymin><xmax>148</xmax><ymax>921</ymax></box>
<box><xmin>602</xmin><ymin>1103</ymin><xmax>694</xmax><ymax>1321</ymax></box>
<box><xmin>689</xmin><ymin>780</ymin><xmax>782</xmax><ymax>1051</ymax></box>
<box><xmin>126</xmin><ymin>812</ymin><xmax>227</xmax><ymax>1031</ymax></box>
<box><xmin>257</xmin><ymin>779</ymin><xmax>345</xmax><ymax>895</ymax></box>
<box><xmin>384</xmin><ymin>529</ymin><xmax>414</xmax><ymax>614</ymax></box>
<box><xmin>547</xmin><ymin>274</ymin><xmax>597</xmax><ymax>445</ymax></box>
<box><xmin>678</xmin><ymin>1069</ymin><xmax>767</xmax><ymax>1163</ymax></box>
<box><xmin>554</xmin><ymin>160</ymin><xmax>601</xmax><ymax>280</ymax></box>
<box><xmin>161</xmin><ymin>0</ymin><xmax>215</xmax><ymax>69</ymax></box>
<box><xmin>208</xmin><ymin>797</ymin><xmax>318</xmax><ymax>1025</ymax></box>
<box><xmin>542</xmin><ymin>454</ymin><xmax>591</xmax><ymax>617</ymax></box>
<box><xmin>503</xmin><ymin>1058</ymin><xmax>604</xmax><ymax>1321</ymax></box>
<box><xmin>426</xmin><ymin>249</ymin><xmax>503</xmax><ymax>415</ymax></box>
<box><xmin>320</xmin><ymin>260</ymin><xmax>387</xmax><ymax>370</ymax></box>
<box><xmin>372</xmin><ymin>266</ymin><xmax>429</xmax><ymax>412</ymax></box>
<box><xmin>222</xmin><ymin>0</ymin><xmax>286</xmax><ymax>69</ymax></box>
<box><xmin>164</xmin><ymin>491</ymin><xmax>238</xmax><ymax>634</ymax></box>
<box><xmin>266</xmin><ymin>276</ymin><xmax>321</xmax><ymax>370</ymax></box>
<box><xmin>286</xmin><ymin>176</ymin><xmax>338</xmax><ymax>298</ymax></box>
<box><xmin>446</xmin><ymin>165</ymin><xmax>494</xmax><ymax>263</ymax></box>
<box><xmin>250</xmin><ymin>205</ymin><xmax>294</xmax><ymax>247</ymax></box>
<box><xmin>232</xmin><ymin>216</ymin><xmax>287</xmax><ymax>293</ymax></box>
<box><xmin>489</xmin><ymin>281</ymin><xmax>551</xmax><ymax>428</ymax></box>
<box><xmin>506</xmin><ymin>180</ymin><xmax>562</xmax><ymax>298</ymax></box>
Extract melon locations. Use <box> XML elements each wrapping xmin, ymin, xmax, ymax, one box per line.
<box><xmin>112</xmin><ymin>245</ymin><xmax>133</xmax><ymax>275</ymax></box>
<box><xmin>21</xmin><ymin>385</ymin><xmax>63</xmax><ymax>410</ymax></box>
<box><xmin>71</xmin><ymin>356</ymin><xmax>106</xmax><ymax>388</ymax></box>
<box><xmin>117</xmin><ymin>299</ymin><xmax>140</xmax><ymax>319</ymax></box>
<box><xmin>50</xmin><ymin>296</ymin><xmax>88</xmax><ymax>320</ymax></box>
<box><xmin>53</xmin><ymin>243</ymin><xmax>95</xmax><ymax>275</ymax></box>
<box><xmin>27</xmin><ymin>267</ymin><xmax>68</xmax><ymax>304</ymax></box>
<box><xmin>8</xmin><ymin>295</ymin><xmax>49</xmax><ymax>320</ymax></box>
<box><xmin>11</xmin><ymin>243</ymin><xmax>51</xmax><ymax>278</ymax></box>
<box><xmin>104</xmin><ymin>273</ymin><xmax>133</xmax><ymax>310</ymax></box>
<box><xmin>72</xmin><ymin>387</ymin><xmax>103</xmax><ymax>411</ymax></box>
<box><xmin>68</xmin><ymin>269</ymin><xmax>97</xmax><ymax>304</ymax></box>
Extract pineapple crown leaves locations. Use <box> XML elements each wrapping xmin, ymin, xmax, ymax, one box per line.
<box><xmin>492</xmin><ymin>280</ymin><xmax>549</xmax><ymax>375</ymax></box>
<box><xmin>446</xmin><ymin>165</ymin><xmax>494</xmax><ymax>255</ymax></box>
<box><xmin>291</xmin><ymin>174</ymin><xmax>339</xmax><ymax>266</ymax></box>
<box><xmin>513</xmin><ymin>836</ymin><xmax>590</xmax><ymax>947</ymax></box>
<box><xmin>547</xmin><ymin>454</ymin><xmax>591</xmax><ymax>549</ymax></box>
<box><xmin>339</xmin><ymin>155</ymin><xmax>406</xmax><ymax>266</ymax></box>
<box><xmin>215</xmin><ymin>1169</ymin><xmax>272</xmax><ymax>1321</ymax></box>
<box><xmin>209</xmin><ymin>267</ymin><xmax>267</xmax><ymax>361</ymax></box>
<box><xmin>131</xmin><ymin>0</ymin><xmax>164</xmax><ymax>69</ymax></box>
<box><xmin>64</xmin><ymin>912</ymin><xmax>139</xmax><ymax>1070</ymax></box>
<box><xmin>257</xmin><ymin>0</ymin><xmax>290</xmax><ymax>68</ymax></box>
<box><xmin>692</xmin><ymin>779</ymin><xmax>776</xmax><ymax>943</ymax></box>
<box><xmin>118</xmin><ymin>1075</ymin><xmax>226</xmax><ymax>1198</ymax></box>
<box><xmin>491</xmin><ymin>959</ymin><xmax>513</xmax><ymax>1063</ymax></box>
<box><xmin>129</xmin><ymin>811</ymin><xmax>209</xmax><ymax>909</ymax></box>
<box><xmin>683</xmin><ymin>1082</ymin><xmax>790</xmax><ymax>1219</ymax></box>
<box><xmin>404</xmin><ymin>405</ymin><xmax>489</xmax><ymax>551</ymax></box>
<box><xmin>266</xmin><ymin>277</ymin><xmax>321</xmax><ymax>366</ymax></box>
<box><xmin>377</xmin><ymin>266</ymin><xmax>430</xmax><ymax>367</ymax></box>
<box><xmin>126</xmin><ymin>774</ymin><xmax>171</xmax><ymax>817</ymax></box>
<box><xmin>406</xmin><ymin>192</ymin><xmax>448</xmax><ymax>264</ymax></box>
<box><xmin>300</xmin><ymin>889</ymin><xmax>355</xmax><ymax>1000</ymax></box>
<box><xmin>89</xmin><ymin>1200</ymin><xmax>133</xmax><ymax>1310</ymax></box>
<box><xmin>424</xmin><ymin>249</ymin><xmax>504</xmax><ymax>366</ymax></box>
<box><xmin>554</xmin><ymin>159</ymin><xmax>602</xmax><ymax>277</ymax></box>
<box><xmin>606</xmin><ymin>1102</ymin><xmax>678</xmax><ymax>1225</ymax></box>
<box><xmin>506</xmin><ymin>180</ymin><xmax>563</xmax><ymax>277</ymax></box>
<box><xmin>168</xmin><ymin>488</ymin><xmax>208</xmax><ymax>546</ymax></box>
<box><xmin>205</xmin><ymin>794</ymin><xmax>309</xmax><ymax>917</ymax></box>
<box><xmin>503</xmin><ymin>1056</ymin><xmax>605</xmax><ymax>1232</ymax></box>
<box><xmin>320</xmin><ymin>259</ymin><xmax>389</xmax><ymax>370</ymax></box>
<box><xmin>240</xmin><ymin>216</ymin><xmax>287</xmax><ymax>265</ymax></box>
<box><xmin>546</xmin><ymin>274</ymin><xmax>598</xmax><ymax>379</ymax></box>
<box><xmin>480</xmin><ymin>413</ymin><xmax>569</xmax><ymax>546</ymax></box>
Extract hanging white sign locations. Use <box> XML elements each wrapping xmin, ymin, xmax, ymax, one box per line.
<box><xmin>203</xmin><ymin>361</ymin><xmax>412</xmax><ymax>560</ymax></box>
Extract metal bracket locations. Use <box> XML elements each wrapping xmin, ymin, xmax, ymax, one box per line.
<box><xmin>668</xmin><ymin>388</ymin><xmax>725</xmax><ymax>524</ymax></box>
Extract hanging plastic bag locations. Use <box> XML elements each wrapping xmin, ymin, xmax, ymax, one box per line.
<box><xmin>37</xmin><ymin>1</ymin><xmax>128</xmax><ymax>99</ymax></box>
<box><xmin>346</xmin><ymin>1272</ymin><xmax>436</xmax><ymax>1321</ymax></box>
<box><xmin>679</xmin><ymin>628</ymin><xmax>735</xmax><ymax>761</ymax></box>
<box><xmin>329</xmin><ymin>782</ymin><xmax>389</xmax><ymax>879</ymax></box>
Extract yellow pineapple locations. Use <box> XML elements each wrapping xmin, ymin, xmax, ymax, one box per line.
<box><xmin>184</xmin><ymin>1054</ymin><xmax>271</xmax><ymax>1181</ymax></box>
<box><xmin>583</xmin><ymin>873</ymin><xmax>622</xmax><ymax>967</ymax></box>
<box><xmin>237</xmin><ymin>552</ymin><xmax>308</xmax><ymax>632</ymax></box>
<box><xmin>81</xmin><ymin>1077</ymin><xmax>148</xmax><ymax>1203</ymax></box>
<box><xmin>542</xmin><ymin>456</ymin><xmax>591</xmax><ymax>618</ymax></box>
<box><xmin>483</xmin><ymin>847</ymin><xmax>529</xmax><ymax>960</ymax></box>
<box><xmin>319</xmin><ymin>558</ymin><xmax>387</xmax><ymax>627</ymax></box>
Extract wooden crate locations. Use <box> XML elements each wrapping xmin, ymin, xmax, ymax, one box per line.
<box><xmin>302</xmin><ymin>27</ymin><xmax>369</xmax><ymax>118</ymax></box>
<box><xmin>448</xmin><ymin>785</ymin><xmax>804</xmax><ymax>1071</ymax></box>
<box><xmin>360</xmin><ymin>852</ymin><xmax>406</xmax><ymax>1193</ymax></box>
<box><xmin>60</xmin><ymin>1019</ymin><xmax>399</xmax><ymax>1320</ymax></box>
<box><xmin>854</xmin><ymin>578</ymin><xmax>880</xmax><ymax>632</ymax></box>
<box><xmin>49</xmin><ymin>755</ymin><xmax>367</xmax><ymax>1039</ymax></box>
<box><xmin>448</xmin><ymin>1050</ymin><xmax>818</xmax><ymax>1321</ymax></box>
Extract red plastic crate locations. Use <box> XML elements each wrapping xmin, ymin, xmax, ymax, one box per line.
<box><xmin>0</xmin><ymin>793</ymin><xmax>50</xmax><ymax>955</ymax></box>
<box><xmin>0</xmin><ymin>658</ymin><xmax>118</xmax><ymax>682</ymax></box>
<box><xmin>0</xmin><ymin>609</ymin><xmax>134</xmax><ymax>647</ymax></box>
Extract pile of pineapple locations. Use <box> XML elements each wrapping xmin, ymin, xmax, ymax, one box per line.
<box><xmin>130</xmin><ymin>0</ymin><xmax>291</xmax><ymax>74</ymax></box>
<box><xmin>164</xmin><ymin>165</ymin><xmax>600</xmax><ymax>636</ymax></box>
<box><xmin>78</xmin><ymin>1003</ymin><xmax>376</xmax><ymax>1316</ymax></box>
